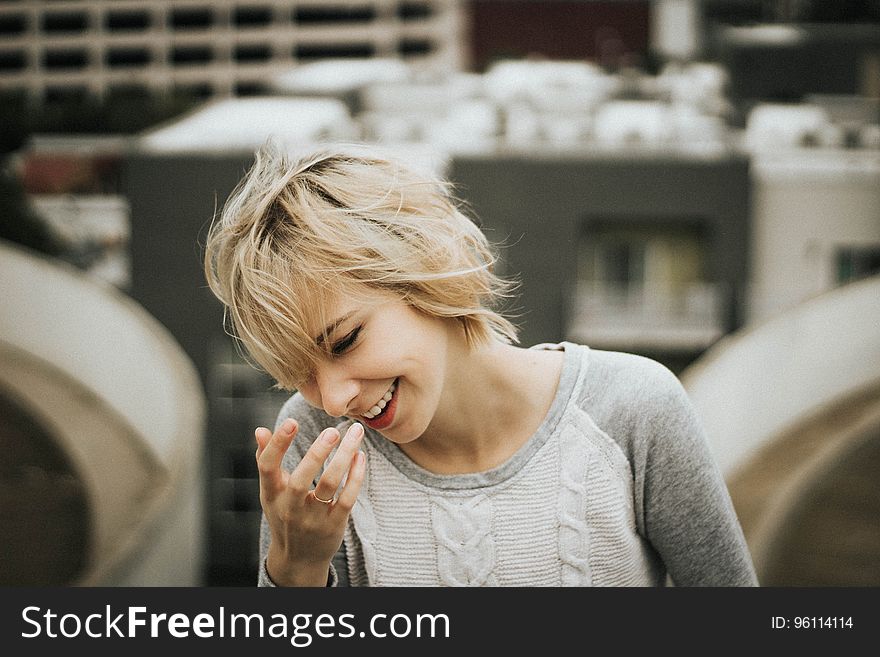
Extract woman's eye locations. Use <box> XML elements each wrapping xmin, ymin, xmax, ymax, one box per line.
<box><xmin>331</xmin><ymin>326</ymin><xmax>361</xmax><ymax>355</ymax></box>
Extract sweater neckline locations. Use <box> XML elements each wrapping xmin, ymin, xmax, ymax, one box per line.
<box><xmin>363</xmin><ymin>341</ymin><xmax>585</xmax><ymax>490</ymax></box>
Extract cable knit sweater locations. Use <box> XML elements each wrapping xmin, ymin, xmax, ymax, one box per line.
<box><xmin>258</xmin><ymin>342</ymin><xmax>758</xmax><ymax>587</ymax></box>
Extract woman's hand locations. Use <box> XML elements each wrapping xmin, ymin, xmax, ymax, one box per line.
<box><xmin>254</xmin><ymin>418</ymin><xmax>366</xmax><ymax>586</ymax></box>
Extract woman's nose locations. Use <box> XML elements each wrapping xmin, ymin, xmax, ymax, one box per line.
<box><xmin>315</xmin><ymin>365</ymin><xmax>359</xmax><ymax>418</ymax></box>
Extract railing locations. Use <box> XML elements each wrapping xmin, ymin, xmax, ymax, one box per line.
<box><xmin>567</xmin><ymin>280</ymin><xmax>726</xmax><ymax>352</ymax></box>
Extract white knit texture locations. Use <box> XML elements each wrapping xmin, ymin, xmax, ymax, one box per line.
<box><xmin>343</xmin><ymin>408</ymin><xmax>662</xmax><ymax>586</ymax></box>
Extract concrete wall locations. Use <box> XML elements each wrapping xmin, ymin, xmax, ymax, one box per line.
<box><xmin>0</xmin><ymin>240</ymin><xmax>205</xmax><ymax>585</ymax></box>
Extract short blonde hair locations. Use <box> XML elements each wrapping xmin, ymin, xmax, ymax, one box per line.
<box><xmin>204</xmin><ymin>144</ymin><xmax>518</xmax><ymax>390</ymax></box>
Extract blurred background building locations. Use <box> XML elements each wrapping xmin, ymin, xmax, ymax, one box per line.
<box><xmin>1</xmin><ymin>0</ymin><xmax>878</xmax><ymax>586</ymax></box>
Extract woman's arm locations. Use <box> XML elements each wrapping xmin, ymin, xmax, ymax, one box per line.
<box><xmin>631</xmin><ymin>362</ymin><xmax>758</xmax><ymax>586</ymax></box>
<box><xmin>582</xmin><ymin>348</ymin><xmax>758</xmax><ymax>586</ymax></box>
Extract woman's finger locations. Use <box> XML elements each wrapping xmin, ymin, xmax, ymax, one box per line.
<box><xmin>312</xmin><ymin>423</ymin><xmax>364</xmax><ymax>502</ymax></box>
<box><xmin>254</xmin><ymin>426</ymin><xmax>272</xmax><ymax>460</ymax></box>
<box><xmin>256</xmin><ymin>418</ymin><xmax>297</xmax><ymax>498</ymax></box>
<box><xmin>288</xmin><ymin>425</ymin><xmax>341</xmax><ymax>496</ymax></box>
<box><xmin>333</xmin><ymin>450</ymin><xmax>366</xmax><ymax>513</ymax></box>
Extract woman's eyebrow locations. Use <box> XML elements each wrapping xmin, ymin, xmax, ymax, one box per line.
<box><xmin>314</xmin><ymin>311</ymin><xmax>356</xmax><ymax>346</ymax></box>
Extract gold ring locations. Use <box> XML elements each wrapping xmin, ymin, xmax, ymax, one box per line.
<box><xmin>312</xmin><ymin>491</ymin><xmax>333</xmax><ymax>504</ymax></box>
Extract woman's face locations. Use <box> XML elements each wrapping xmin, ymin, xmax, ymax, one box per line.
<box><xmin>296</xmin><ymin>290</ymin><xmax>458</xmax><ymax>444</ymax></box>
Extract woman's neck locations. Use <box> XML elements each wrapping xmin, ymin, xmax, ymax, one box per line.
<box><xmin>399</xmin><ymin>340</ymin><xmax>565</xmax><ymax>474</ymax></box>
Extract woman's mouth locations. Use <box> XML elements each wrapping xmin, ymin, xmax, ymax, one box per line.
<box><xmin>361</xmin><ymin>378</ymin><xmax>398</xmax><ymax>430</ymax></box>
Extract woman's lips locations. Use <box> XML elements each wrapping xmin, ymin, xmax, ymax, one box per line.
<box><xmin>362</xmin><ymin>380</ymin><xmax>398</xmax><ymax>430</ymax></box>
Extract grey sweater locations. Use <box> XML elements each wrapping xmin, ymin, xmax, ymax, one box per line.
<box><xmin>258</xmin><ymin>342</ymin><xmax>758</xmax><ymax>586</ymax></box>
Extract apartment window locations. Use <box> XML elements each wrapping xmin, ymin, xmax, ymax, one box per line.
<box><xmin>0</xmin><ymin>50</ymin><xmax>27</xmax><ymax>72</ymax></box>
<box><xmin>234</xmin><ymin>43</ymin><xmax>271</xmax><ymax>63</ymax></box>
<box><xmin>596</xmin><ymin>239</ymin><xmax>644</xmax><ymax>289</ymax></box>
<box><xmin>568</xmin><ymin>220</ymin><xmax>722</xmax><ymax>353</ymax></box>
<box><xmin>235</xmin><ymin>81</ymin><xmax>268</xmax><ymax>96</ymax></box>
<box><xmin>233</xmin><ymin>6</ymin><xmax>273</xmax><ymax>27</ymax></box>
<box><xmin>399</xmin><ymin>39</ymin><xmax>433</xmax><ymax>56</ymax></box>
<box><xmin>172</xmin><ymin>46</ymin><xmax>213</xmax><ymax>65</ymax></box>
<box><xmin>295</xmin><ymin>43</ymin><xmax>375</xmax><ymax>61</ymax></box>
<box><xmin>106</xmin><ymin>84</ymin><xmax>151</xmax><ymax>101</ymax></box>
<box><xmin>44</xmin><ymin>86</ymin><xmax>89</xmax><ymax>103</ymax></box>
<box><xmin>170</xmin><ymin>8</ymin><xmax>213</xmax><ymax>30</ymax></box>
<box><xmin>41</xmin><ymin>12</ymin><xmax>89</xmax><ymax>33</ymax></box>
<box><xmin>398</xmin><ymin>2</ymin><xmax>434</xmax><ymax>20</ymax></box>
<box><xmin>173</xmin><ymin>83</ymin><xmax>214</xmax><ymax>100</ymax></box>
<box><xmin>293</xmin><ymin>5</ymin><xmax>375</xmax><ymax>24</ymax></box>
<box><xmin>578</xmin><ymin>223</ymin><xmax>708</xmax><ymax>291</ymax></box>
<box><xmin>837</xmin><ymin>246</ymin><xmax>880</xmax><ymax>284</ymax></box>
<box><xmin>105</xmin><ymin>10</ymin><xmax>151</xmax><ymax>31</ymax></box>
<box><xmin>43</xmin><ymin>49</ymin><xmax>88</xmax><ymax>70</ymax></box>
<box><xmin>105</xmin><ymin>48</ymin><xmax>151</xmax><ymax>68</ymax></box>
<box><xmin>0</xmin><ymin>14</ymin><xmax>28</xmax><ymax>35</ymax></box>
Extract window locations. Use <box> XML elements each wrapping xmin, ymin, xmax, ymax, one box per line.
<box><xmin>235</xmin><ymin>81</ymin><xmax>268</xmax><ymax>96</ymax></box>
<box><xmin>0</xmin><ymin>14</ymin><xmax>28</xmax><ymax>35</ymax></box>
<box><xmin>0</xmin><ymin>50</ymin><xmax>27</xmax><ymax>72</ymax></box>
<box><xmin>293</xmin><ymin>5</ymin><xmax>375</xmax><ymax>24</ymax></box>
<box><xmin>568</xmin><ymin>220</ymin><xmax>722</xmax><ymax>353</ymax></box>
<box><xmin>43</xmin><ymin>49</ymin><xmax>88</xmax><ymax>70</ymax></box>
<box><xmin>234</xmin><ymin>44</ymin><xmax>271</xmax><ymax>63</ymax></box>
<box><xmin>399</xmin><ymin>39</ymin><xmax>433</xmax><ymax>56</ymax></box>
<box><xmin>106</xmin><ymin>48</ymin><xmax>151</xmax><ymax>68</ymax></box>
<box><xmin>44</xmin><ymin>86</ymin><xmax>89</xmax><ymax>103</ymax></box>
<box><xmin>169</xmin><ymin>8</ymin><xmax>213</xmax><ymax>30</ymax></box>
<box><xmin>105</xmin><ymin>11</ymin><xmax>151</xmax><ymax>31</ymax></box>
<box><xmin>233</xmin><ymin>6</ymin><xmax>273</xmax><ymax>27</ymax></box>
<box><xmin>172</xmin><ymin>46</ymin><xmax>213</xmax><ymax>65</ymax></box>
<box><xmin>398</xmin><ymin>2</ymin><xmax>433</xmax><ymax>20</ymax></box>
<box><xmin>173</xmin><ymin>83</ymin><xmax>214</xmax><ymax>100</ymax></box>
<box><xmin>295</xmin><ymin>43</ymin><xmax>375</xmax><ymax>61</ymax></box>
<box><xmin>837</xmin><ymin>246</ymin><xmax>880</xmax><ymax>285</ymax></box>
<box><xmin>42</xmin><ymin>12</ymin><xmax>88</xmax><ymax>33</ymax></box>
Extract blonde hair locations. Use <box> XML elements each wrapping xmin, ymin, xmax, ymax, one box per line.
<box><xmin>204</xmin><ymin>144</ymin><xmax>518</xmax><ymax>390</ymax></box>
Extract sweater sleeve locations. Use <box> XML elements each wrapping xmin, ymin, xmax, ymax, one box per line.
<box><xmin>256</xmin><ymin>393</ymin><xmax>350</xmax><ymax>587</ymax></box>
<box><xmin>629</xmin><ymin>360</ymin><xmax>758</xmax><ymax>586</ymax></box>
<box><xmin>583</xmin><ymin>349</ymin><xmax>758</xmax><ymax>586</ymax></box>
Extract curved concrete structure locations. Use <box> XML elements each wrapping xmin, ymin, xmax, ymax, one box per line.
<box><xmin>726</xmin><ymin>385</ymin><xmax>880</xmax><ymax>585</ymax></box>
<box><xmin>681</xmin><ymin>274</ymin><xmax>880</xmax><ymax>585</ymax></box>
<box><xmin>681</xmin><ymin>274</ymin><xmax>880</xmax><ymax>477</ymax></box>
<box><xmin>0</xmin><ymin>240</ymin><xmax>205</xmax><ymax>585</ymax></box>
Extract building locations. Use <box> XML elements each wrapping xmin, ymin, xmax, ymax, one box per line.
<box><xmin>0</xmin><ymin>0</ymin><xmax>464</xmax><ymax>101</ymax></box>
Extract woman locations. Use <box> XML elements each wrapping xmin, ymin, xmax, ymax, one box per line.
<box><xmin>204</xmin><ymin>144</ymin><xmax>758</xmax><ymax>587</ymax></box>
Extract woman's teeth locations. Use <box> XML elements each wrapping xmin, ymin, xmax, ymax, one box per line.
<box><xmin>363</xmin><ymin>382</ymin><xmax>395</xmax><ymax>419</ymax></box>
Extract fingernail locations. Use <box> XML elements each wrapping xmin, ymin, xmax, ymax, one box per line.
<box><xmin>350</xmin><ymin>422</ymin><xmax>364</xmax><ymax>438</ymax></box>
<box><xmin>321</xmin><ymin>428</ymin><xmax>339</xmax><ymax>445</ymax></box>
<box><xmin>281</xmin><ymin>419</ymin><xmax>295</xmax><ymax>434</ymax></box>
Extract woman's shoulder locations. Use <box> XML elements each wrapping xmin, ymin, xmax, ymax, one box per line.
<box><xmin>539</xmin><ymin>341</ymin><xmax>680</xmax><ymax>390</ymax></box>
<box><xmin>530</xmin><ymin>341</ymin><xmax>688</xmax><ymax>421</ymax></box>
<box><xmin>572</xmin><ymin>345</ymin><xmax>696</xmax><ymax>436</ymax></box>
<box><xmin>586</xmin><ymin>348</ymin><xmax>684</xmax><ymax>396</ymax></box>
